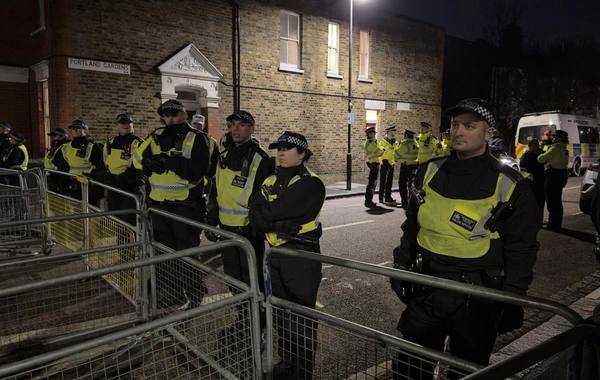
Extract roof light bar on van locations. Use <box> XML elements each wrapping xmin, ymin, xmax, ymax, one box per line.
<box><xmin>522</xmin><ymin>110</ymin><xmax>562</xmax><ymax>116</ymax></box>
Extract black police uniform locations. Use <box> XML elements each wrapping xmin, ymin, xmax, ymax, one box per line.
<box><xmin>45</xmin><ymin>139</ymin><xmax>70</xmax><ymax>192</ymax></box>
<box><xmin>249</xmin><ymin>164</ymin><xmax>325</xmax><ymax>380</ymax></box>
<box><xmin>103</xmin><ymin>133</ymin><xmax>145</xmax><ymax>226</ymax></box>
<box><xmin>391</xmin><ymin>150</ymin><xmax>541</xmax><ymax>380</ymax></box>
<box><xmin>0</xmin><ymin>142</ymin><xmax>27</xmax><ymax>186</ymax></box>
<box><xmin>519</xmin><ymin>149</ymin><xmax>546</xmax><ymax>215</ymax></box>
<box><xmin>52</xmin><ymin>136</ymin><xmax>105</xmax><ymax>204</ymax></box>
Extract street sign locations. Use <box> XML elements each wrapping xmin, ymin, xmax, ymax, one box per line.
<box><xmin>347</xmin><ymin>112</ymin><xmax>355</xmax><ymax>125</ymax></box>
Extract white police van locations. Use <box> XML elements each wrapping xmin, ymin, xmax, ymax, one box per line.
<box><xmin>515</xmin><ymin>112</ymin><xmax>600</xmax><ymax>176</ymax></box>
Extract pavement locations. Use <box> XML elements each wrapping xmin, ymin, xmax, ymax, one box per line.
<box><xmin>324</xmin><ymin>180</ymin><xmax>399</xmax><ymax>201</ymax></box>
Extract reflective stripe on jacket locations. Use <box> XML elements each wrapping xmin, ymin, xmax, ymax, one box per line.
<box><xmin>379</xmin><ymin>137</ymin><xmax>397</xmax><ymax>164</ymax></box>
<box><xmin>62</xmin><ymin>142</ymin><xmax>94</xmax><ymax>175</ymax></box>
<box><xmin>395</xmin><ymin>138</ymin><xmax>419</xmax><ymax>165</ymax></box>
<box><xmin>363</xmin><ymin>139</ymin><xmax>383</xmax><ymax>163</ymax></box>
<box><xmin>416</xmin><ymin>158</ymin><xmax>517</xmax><ymax>258</ymax></box>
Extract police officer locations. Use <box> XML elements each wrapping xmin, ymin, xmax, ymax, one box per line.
<box><xmin>0</xmin><ymin>133</ymin><xmax>28</xmax><ymax>186</ymax></box>
<box><xmin>440</xmin><ymin>129</ymin><xmax>451</xmax><ymax>156</ymax></box>
<box><xmin>191</xmin><ymin>113</ymin><xmax>218</xmax><ymax>178</ymax></box>
<box><xmin>133</xmin><ymin>99</ymin><xmax>211</xmax><ymax>306</ymax></box>
<box><xmin>390</xmin><ymin>98</ymin><xmax>541</xmax><ymax>380</ymax></box>
<box><xmin>44</xmin><ymin>128</ymin><xmax>70</xmax><ymax>192</ymax></box>
<box><xmin>537</xmin><ymin>130</ymin><xmax>569</xmax><ymax>231</ymax></box>
<box><xmin>378</xmin><ymin>126</ymin><xmax>398</xmax><ymax>204</ymax></box>
<box><xmin>207</xmin><ymin>110</ymin><xmax>276</xmax><ymax>330</ymax></box>
<box><xmin>416</xmin><ymin>121</ymin><xmax>440</xmax><ymax>164</ymax></box>
<box><xmin>541</xmin><ymin>129</ymin><xmax>553</xmax><ymax>151</ymax></box>
<box><xmin>363</xmin><ymin>126</ymin><xmax>384</xmax><ymax>208</ymax></box>
<box><xmin>249</xmin><ymin>131</ymin><xmax>325</xmax><ymax>380</ymax></box>
<box><xmin>519</xmin><ymin>139</ymin><xmax>546</xmax><ymax>215</ymax></box>
<box><xmin>52</xmin><ymin>119</ymin><xmax>105</xmax><ymax>205</ymax></box>
<box><xmin>394</xmin><ymin>129</ymin><xmax>418</xmax><ymax>209</ymax></box>
<box><xmin>0</xmin><ymin>122</ymin><xmax>12</xmax><ymax>163</ymax></box>
<box><xmin>102</xmin><ymin>113</ymin><xmax>145</xmax><ymax>226</ymax></box>
<box><xmin>488</xmin><ymin>128</ymin><xmax>506</xmax><ymax>157</ymax></box>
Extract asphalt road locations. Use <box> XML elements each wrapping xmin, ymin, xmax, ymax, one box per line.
<box><xmin>311</xmin><ymin>175</ymin><xmax>599</xmax><ymax>376</ymax></box>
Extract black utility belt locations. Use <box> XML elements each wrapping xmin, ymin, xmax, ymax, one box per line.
<box><xmin>150</xmin><ymin>199</ymin><xmax>199</xmax><ymax>208</ymax></box>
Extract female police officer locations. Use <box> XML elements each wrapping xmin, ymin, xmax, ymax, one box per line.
<box><xmin>249</xmin><ymin>131</ymin><xmax>326</xmax><ymax>380</ymax></box>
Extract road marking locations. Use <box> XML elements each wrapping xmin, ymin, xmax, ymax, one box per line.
<box><xmin>571</xmin><ymin>212</ymin><xmax>583</xmax><ymax>216</ymax></box>
<box><xmin>315</xmin><ymin>301</ymin><xmax>325</xmax><ymax>309</ymax></box>
<box><xmin>378</xmin><ymin>261</ymin><xmax>392</xmax><ymax>266</ymax></box>
<box><xmin>343</xmin><ymin>203</ymin><xmax>364</xmax><ymax>208</ymax></box>
<box><xmin>323</xmin><ymin>220</ymin><xmax>375</xmax><ymax>231</ymax></box>
<box><xmin>564</xmin><ymin>186</ymin><xmax>580</xmax><ymax>191</ymax></box>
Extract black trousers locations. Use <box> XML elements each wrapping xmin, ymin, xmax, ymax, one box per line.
<box><xmin>270</xmin><ymin>242</ymin><xmax>322</xmax><ymax>380</ymax></box>
<box><xmin>106</xmin><ymin>185</ymin><xmax>144</xmax><ymax>227</ymax></box>
<box><xmin>545</xmin><ymin>169</ymin><xmax>568</xmax><ymax>229</ymax></box>
<box><xmin>398</xmin><ymin>164</ymin><xmax>418</xmax><ymax>208</ymax></box>
<box><xmin>379</xmin><ymin>160</ymin><xmax>394</xmax><ymax>201</ymax></box>
<box><xmin>151</xmin><ymin>201</ymin><xmax>206</xmax><ymax>305</ymax></box>
<box><xmin>393</xmin><ymin>288</ymin><xmax>497</xmax><ymax>380</ymax></box>
<box><xmin>365</xmin><ymin>162</ymin><xmax>379</xmax><ymax>202</ymax></box>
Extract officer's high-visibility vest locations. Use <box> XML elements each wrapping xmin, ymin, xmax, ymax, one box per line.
<box><xmin>379</xmin><ymin>137</ymin><xmax>397</xmax><ymax>164</ymax></box>
<box><xmin>262</xmin><ymin>168</ymin><xmax>326</xmax><ymax>247</ymax></box>
<box><xmin>417</xmin><ymin>133</ymin><xmax>440</xmax><ymax>163</ymax></box>
<box><xmin>363</xmin><ymin>139</ymin><xmax>384</xmax><ymax>163</ymax></box>
<box><xmin>216</xmin><ymin>144</ymin><xmax>273</xmax><ymax>227</ymax></box>
<box><xmin>440</xmin><ymin>139</ymin><xmax>452</xmax><ymax>156</ymax></box>
<box><xmin>62</xmin><ymin>141</ymin><xmax>95</xmax><ymax>175</ymax></box>
<box><xmin>135</xmin><ymin>128</ymin><xmax>206</xmax><ymax>202</ymax></box>
<box><xmin>6</xmin><ymin>145</ymin><xmax>28</xmax><ymax>171</ymax></box>
<box><xmin>395</xmin><ymin>138</ymin><xmax>419</xmax><ymax>165</ymax></box>
<box><xmin>103</xmin><ymin>135</ymin><xmax>143</xmax><ymax>175</ymax></box>
<box><xmin>44</xmin><ymin>148</ymin><xmax>57</xmax><ymax>174</ymax></box>
<box><xmin>416</xmin><ymin>158</ymin><xmax>519</xmax><ymax>258</ymax></box>
<box><xmin>538</xmin><ymin>142</ymin><xmax>568</xmax><ymax>171</ymax></box>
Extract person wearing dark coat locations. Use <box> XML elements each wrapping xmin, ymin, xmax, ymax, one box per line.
<box><xmin>519</xmin><ymin>139</ymin><xmax>546</xmax><ymax>216</ymax></box>
<box><xmin>249</xmin><ymin>131</ymin><xmax>326</xmax><ymax>380</ymax></box>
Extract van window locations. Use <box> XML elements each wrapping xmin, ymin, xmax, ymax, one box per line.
<box><xmin>577</xmin><ymin>126</ymin><xmax>600</xmax><ymax>144</ymax></box>
<box><xmin>517</xmin><ymin>125</ymin><xmax>556</xmax><ymax>144</ymax></box>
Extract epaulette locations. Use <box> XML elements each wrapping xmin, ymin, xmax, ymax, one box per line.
<box><xmin>148</xmin><ymin>127</ymin><xmax>165</xmax><ymax>137</ymax></box>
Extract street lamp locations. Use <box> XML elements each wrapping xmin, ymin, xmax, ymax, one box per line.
<box><xmin>346</xmin><ymin>0</ymin><xmax>354</xmax><ymax>191</ymax></box>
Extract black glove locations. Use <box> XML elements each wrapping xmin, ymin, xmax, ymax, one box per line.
<box><xmin>271</xmin><ymin>220</ymin><xmax>301</xmax><ymax>235</ymax></box>
<box><xmin>149</xmin><ymin>154</ymin><xmax>168</xmax><ymax>174</ymax></box>
<box><xmin>204</xmin><ymin>230</ymin><xmax>220</xmax><ymax>242</ymax></box>
<box><xmin>495</xmin><ymin>303</ymin><xmax>524</xmax><ymax>334</ymax></box>
<box><xmin>390</xmin><ymin>277</ymin><xmax>410</xmax><ymax>304</ymax></box>
<box><xmin>165</xmin><ymin>155</ymin><xmax>183</xmax><ymax>174</ymax></box>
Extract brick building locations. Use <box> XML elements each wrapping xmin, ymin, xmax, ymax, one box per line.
<box><xmin>0</xmin><ymin>0</ymin><xmax>444</xmax><ymax>175</ymax></box>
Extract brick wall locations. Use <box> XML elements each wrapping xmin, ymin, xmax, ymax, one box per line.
<box><xmin>1</xmin><ymin>0</ymin><xmax>444</xmax><ymax>171</ymax></box>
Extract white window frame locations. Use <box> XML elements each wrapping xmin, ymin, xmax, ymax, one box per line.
<box><xmin>279</xmin><ymin>10</ymin><xmax>303</xmax><ymax>73</ymax></box>
<box><xmin>359</xmin><ymin>29</ymin><xmax>372</xmax><ymax>82</ymax></box>
<box><xmin>327</xmin><ymin>22</ymin><xmax>342</xmax><ymax>79</ymax></box>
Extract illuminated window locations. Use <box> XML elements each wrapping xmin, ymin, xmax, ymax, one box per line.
<box><xmin>359</xmin><ymin>30</ymin><xmax>370</xmax><ymax>79</ymax></box>
<box><xmin>280</xmin><ymin>11</ymin><xmax>301</xmax><ymax>70</ymax></box>
<box><xmin>327</xmin><ymin>22</ymin><xmax>340</xmax><ymax>76</ymax></box>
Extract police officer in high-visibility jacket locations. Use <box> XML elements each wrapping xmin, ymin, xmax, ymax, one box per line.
<box><xmin>44</xmin><ymin>128</ymin><xmax>70</xmax><ymax>191</ymax></box>
<box><xmin>378</xmin><ymin>126</ymin><xmax>398</xmax><ymax>204</ymax></box>
<box><xmin>0</xmin><ymin>133</ymin><xmax>28</xmax><ymax>186</ymax></box>
<box><xmin>394</xmin><ymin>129</ymin><xmax>419</xmax><ymax>209</ymax></box>
<box><xmin>249</xmin><ymin>131</ymin><xmax>325</xmax><ymax>380</ymax></box>
<box><xmin>439</xmin><ymin>129</ymin><xmax>451</xmax><ymax>156</ymax></box>
<box><xmin>537</xmin><ymin>130</ymin><xmax>569</xmax><ymax>231</ymax></box>
<box><xmin>52</xmin><ymin>119</ymin><xmax>105</xmax><ymax>205</ymax></box>
<box><xmin>390</xmin><ymin>98</ymin><xmax>541</xmax><ymax>380</ymax></box>
<box><xmin>363</xmin><ymin>126</ymin><xmax>384</xmax><ymax>208</ymax></box>
<box><xmin>102</xmin><ymin>114</ymin><xmax>144</xmax><ymax>226</ymax></box>
<box><xmin>206</xmin><ymin>110</ymin><xmax>275</xmax><ymax>327</ymax></box>
<box><xmin>133</xmin><ymin>99</ymin><xmax>211</xmax><ymax>307</ymax></box>
<box><xmin>416</xmin><ymin>121</ymin><xmax>441</xmax><ymax>164</ymax></box>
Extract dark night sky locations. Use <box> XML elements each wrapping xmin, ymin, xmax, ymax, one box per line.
<box><xmin>378</xmin><ymin>0</ymin><xmax>600</xmax><ymax>44</ymax></box>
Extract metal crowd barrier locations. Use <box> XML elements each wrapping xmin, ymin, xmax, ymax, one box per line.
<box><xmin>0</xmin><ymin>168</ymin><xmax>51</xmax><ymax>256</ymax></box>
<box><xmin>263</xmin><ymin>247</ymin><xmax>600</xmax><ymax>380</ymax></box>
<box><xmin>0</xmin><ymin>241</ymin><xmax>262</xmax><ymax>379</ymax></box>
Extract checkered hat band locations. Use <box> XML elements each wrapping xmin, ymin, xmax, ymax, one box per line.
<box><xmin>280</xmin><ymin>135</ymin><xmax>308</xmax><ymax>149</ymax></box>
<box><xmin>163</xmin><ymin>102</ymin><xmax>185</xmax><ymax>112</ymax></box>
<box><xmin>473</xmin><ymin>105</ymin><xmax>496</xmax><ymax>128</ymax></box>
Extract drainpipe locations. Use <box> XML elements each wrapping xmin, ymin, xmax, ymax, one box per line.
<box><xmin>230</xmin><ymin>0</ymin><xmax>240</xmax><ymax>111</ymax></box>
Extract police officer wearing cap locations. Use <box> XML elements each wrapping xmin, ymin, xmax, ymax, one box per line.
<box><xmin>394</xmin><ymin>129</ymin><xmax>419</xmax><ymax>209</ymax></box>
<box><xmin>378</xmin><ymin>126</ymin><xmax>398</xmax><ymax>203</ymax></box>
<box><xmin>133</xmin><ymin>99</ymin><xmax>212</xmax><ymax>306</ymax></box>
<box><xmin>363</xmin><ymin>126</ymin><xmax>384</xmax><ymax>207</ymax></box>
<box><xmin>0</xmin><ymin>133</ymin><xmax>28</xmax><ymax>186</ymax></box>
<box><xmin>249</xmin><ymin>131</ymin><xmax>325</xmax><ymax>379</ymax></box>
<box><xmin>44</xmin><ymin>128</ymin><xmax>70</xmax><ymax>192</ymax></box>
<box><xmin>440</xmin><ymin>129</ymin><xmax>451</xmax><ymax>156</ymax></box>
<box><xmin>191</xmin><ymin>113</ymin><xmax>219</xmax><ymax>178</ymax></box>
<box><xmin>390</xmin><ymin>98</ymin><xmax>541</xmax><ymax>379</ymax></box>
<box><xmin>416</xmin><ymin>121</ymin><xmax>441</xmax><ymax>164</ymax></box>
<box><xmin>102</xmin><ymin>113</ymin><xmax>145</xmax><ymax>226</ymax></box>
<box><xmin>207</xmin><ymin>110</ymin><xmax>275</xmax><ymax>325</ymax></box>
<box><xmin>537</xmin><ymin>129</ymin><xmax>569</xmax><ymax>231</ymax></box>
<box><xmin>52</xmin><ymin>119</ymin><xmax>105</xmax><ymax>205</ymax></box>
<box><xmin>0</xmin><ymin>122</ymin><xmax>12</xmax><ymax>163</ymax></box>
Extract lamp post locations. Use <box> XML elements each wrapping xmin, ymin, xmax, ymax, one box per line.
<box><xmin>346</xmin><ymin>0</ymin><xmax>354</xmax><ymax>191</ymax></box>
